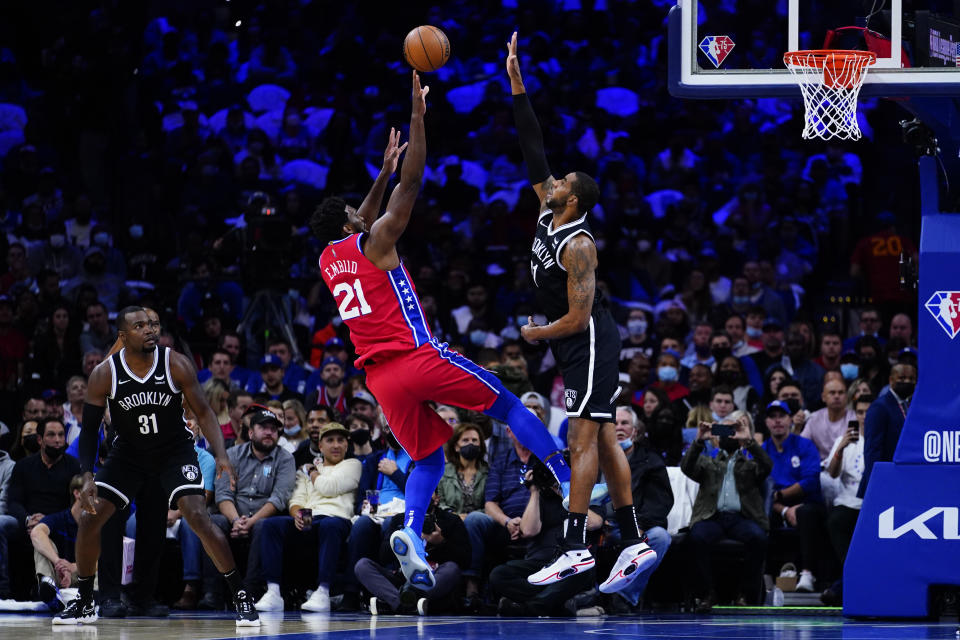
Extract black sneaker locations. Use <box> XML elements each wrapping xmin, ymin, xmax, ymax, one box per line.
<box><xmin>53</xmin><ymin>596</ymin><xmax>97</xmax><ymax>625</ymax></box>
<box><xmin>99</xmin><ymin>597</ymin><xmax>126</xmax><ymax>618</ymax></box>
<box><xmin>37</xmin><ymin>574</ymin><xmax>64</xmax><ymax>612</ymax></box>
<box><xmin>126</xmin><ymin>599</ymin><xmax>170</xmax><ymax>617</ymax></box>
<box><xmin>332</xmin><ymin>591</ymin><xmax>362</xmax><ymax>612</ymax></box>
<box><xmin>234</xmin><ymin>589</ymin><xmax>260</xmax><ymax>627</ymax></box>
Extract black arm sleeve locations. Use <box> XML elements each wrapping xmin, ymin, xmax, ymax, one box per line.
<box><xmin>512</xmin><ymin>92</ymin><xmax>551</xmax><ymax>185</ymax></box>
<box><xmin>79</xmin><ymin>403</ymin><xmax>106</xmax><ymax>474</ymax></box>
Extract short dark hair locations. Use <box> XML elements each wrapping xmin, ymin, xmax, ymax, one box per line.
<box><xmin>710</xmin><ymin>385</ymin><xmax>734</xmax><ymax>401</ymax></box>
<box><xmin>267</xmin><ymin>337</ymin><xmax>292</xmax><ymax>350</ymax></box>
<box><xmin>571</xmin><ymin>172</ymin><xmax>600</xmax><ymax>213</ymax></box>
<box><xmin>227</xmin><ymin>389</ymin><xmax>253</xmax><ymax>410</ymax></box>
<box><xmin>210</xmin><ymin>348</ymin><xmax>233</xmax><ymax>362</ymax></box>
<box><xmin>39</xmin><ymin>416</ymin><xmax>65</xmax><ymax>437</ymax></box>
<box><xmin>309</xmin><ymin>404</ymin><xmax>336</xmax><ymax>422</ymax></box>
<box><xmin>310</xmin><ymin>197</ymin><xmax>349</xmax><ymax>245</ymax></box>
<box><xmin>117</xmin><ymin>305</ymin><xmax>145</xmax><ymax>331</ymax></box>
<box><xmin>86</xmin><ymin>301</ymin><xmax>107</xmax><ymax>316</ymax></box>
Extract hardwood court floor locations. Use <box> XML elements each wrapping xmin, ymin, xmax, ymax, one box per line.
<box><xmin>1</xmin><ymin>611</ymin><xmax>958</xmax><ymax>639</ymax></box>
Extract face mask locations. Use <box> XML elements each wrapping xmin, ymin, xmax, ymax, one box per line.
<box><xmin>85</xmin><ymin>260</ymin><xmax>105</xmax><ymax>275</ymax></box>
<box><xmin>716</xmin><ymin>370</ymin><xmax>739</xmax><ymax>386</ymax></box>
<box><xmin>746</xmin><ymin>326</ymin><xmax>763</xmax><ymax>338</ymax></box>
<box><xmin>893</xmin><ymin>381</ymin><xmax>916</xmax><ymax>398</ymax></box>
<box><xmin>618</xmin><ymin>439</ymin><xmax>632</xmax><ymax>451</ymax></box>
<box><xmin>49</xmin><ymin>234</ymin><xmax>65</xmax><ymax>248</ymax></box>
<box><xmin>732</xmin><ymin>295</ymin><xmax>750</xmax><ymax>305</ymax></box>
<box><xmin>93</xmin><ymin>232</ymin><xmax>110</xmax><ymax>247</ymax></box>
<box><xmin>458</xmin><ymin>443</ymin><xmax>481</xmax><ymax>461</ymax></box>
<box><xmin>350</xmin><ymin>429</ymin><xmax>370</xmax><ymax>446</ymax></box>
<box><xmin>469</xmin><ymin>330</ymin><xmax>487</xmax><ymax>346</ymax></box>
<box><xmin>860</xmin><ymin>356</ymin><xmax>876</xmax><ymax>369</ymax></box>
<box><xmin>129</xmin><ymin>224</ymin><xmax>144</xmax><ymax>239</ymax></box>
<box><xmin>637</xmin><ymin>240</ymin><xmax>652</xmax><ymax>252</ymax></box>
<box><xmin>22</xmin><ymin>437</ymin><xmax>40</xmax><ymax>454</ymax></box>
<box><xmin>658</xmin><ymin>365</ymin><xmax>678</xmax><ymax>382</ymax></box>
<box><xmin>840</xmin><ymin>363</ymin><xmax>859</xmax><ymax>380</ymax></box>
<box><xmin>711</xmin><ymin>347</ymin><xmax>732</xmax><ymax>362</ymax></box>
<box><xmin>627</xmin><ymin>319</ymin><xmax>647</xmax><ymax>337</ymax></box>
<box><xmin>44</xmin><ymin>444</ymin><xmax>65</xmax><ymax>459</ymax></box>
<box><xmin>284</xmin><ymin>425</ymin><xmax>301</xmax><ymax>437</ymax></box>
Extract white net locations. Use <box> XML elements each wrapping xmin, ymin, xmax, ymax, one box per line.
<box><xmin>783</xmin><ymin>50</ymin><xmax>877</xmax><ymax>141</ymax></box>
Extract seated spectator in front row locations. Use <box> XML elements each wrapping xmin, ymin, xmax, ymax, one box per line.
<box><xmin>490</xmin><ymin>456</ymin><xmax>602</xmax><ymax>617</ymax></box>
<box><xmin>339</xmin><ymin>424</ymin><xmax>412</xmax><ymax>612</ymax></box>
<box><xmin>437</xmin><ymin>423</ymin><xmax>488</xmax><ymax>519</ymax></box>
<box><xmin>0</xmin><ymin>417</ymin><xmax>80</xmax><ymax>599</ymax></box>
<box><xmin>358</xmin><ymin>495</ymin><xmax>471</xmax><ymax>615</ymax></box>
<box><xmin>606</xmin><ymin>406</ymin><xmax>673</xmax><ymax>613</ymax></box>
<box><xmin>682</xmin><ymin>409</ymin><xmax>771</xmax><ymax>612</ymax></box>
<box><xmin>31</xmin><ymin>474</ymin><xmax>85</xmax><ymax>610</ymax></box>
<box><xmin>205</xmin><ymin>410</ymin><xmax>295</xmax><ymax>601</ymax></box>
<box><xmin>463</xmin><ymin>426</ymin><xmax>532</xmax><ymax>611</ymax></box>
<box><xmin>255</xmin><ymin>422</ymin><xmax>360</xmax><ymax>613</ymax></box>
<box><xmin>801</xmin><ymin>378</ymin><xmax>856</xmax><ymax>505</ymax></box>
<box><xmin>820</xmin><ymin>393</ymin><xmax>873</xmax><ymax>607</ymax></box>
<box><xmin>764</xmin><ymin>400</ymin><xmax>827</xmax><ymax>594</ymax></box>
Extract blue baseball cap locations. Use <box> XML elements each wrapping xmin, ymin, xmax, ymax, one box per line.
<box><xmin>766</xmin><ymin>400</ymin><xmax>791</xmax><ymax>415</ymax></box>
<box><xmin>321</xmin><ymin>356</ymin><xmax>344</xmax><ymax>370</ymax></box>
<box><xmin>259</xmin><ymin>354</ymin><xmax>283</xmax><ymax>370</ymax></box>
<box><xmin>325</xmin><ymin>337</ymin><xmax>344</xmax><ymax>348</ymax></box>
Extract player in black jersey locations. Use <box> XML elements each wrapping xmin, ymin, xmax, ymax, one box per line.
<box><xmin>507</xmin><ymin>32</ymin><xmax>658</xmax><ymax>594</ymax></box>
<box><xmin>54</xmin><ymin>306</ymin><xmax>259</xmax><ymax>627</ymax></box>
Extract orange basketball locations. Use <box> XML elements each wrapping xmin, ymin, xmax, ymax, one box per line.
<box><xmin>403</xmin><ymin>25</ymin><xmax>450</xmax><ymax>72</ymax></box>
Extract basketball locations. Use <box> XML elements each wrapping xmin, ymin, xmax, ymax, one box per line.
<box><xmin>403</xmin><ymin>25</ymin><xmax>450</xmax><ymax>72</ymax></box>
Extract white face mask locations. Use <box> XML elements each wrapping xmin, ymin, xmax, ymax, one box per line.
<box><xmin>284</xmin><ymin>424</ymin><xmax>301</xmax><ymax>437</ymax></box>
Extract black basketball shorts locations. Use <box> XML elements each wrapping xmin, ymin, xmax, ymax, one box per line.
<box><xmin>95</xmin><ymin>444</ymin><xmax>206</xmax><ymax>510</ymax></box>
<box><xmin>551</xmin><ymin>308</ymin><xmax>621</xmax><ymax>422</ymax></box>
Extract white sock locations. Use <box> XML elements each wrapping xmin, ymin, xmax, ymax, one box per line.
<box><xmin>266</xmin><ymin>582</ymin><xmax>281</xmax><ymax>596</ymax></box>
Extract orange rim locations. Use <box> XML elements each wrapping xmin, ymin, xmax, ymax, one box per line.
<box><xmin>784</xmin><ymin>49</ymin><xmax>877</xmax><ymax>68</ymax></box>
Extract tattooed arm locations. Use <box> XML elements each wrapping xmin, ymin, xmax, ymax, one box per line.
<box><xmin>520</xmin><ymin>234</ymin><xmax>596</xmax><ymax>342</ymax></box>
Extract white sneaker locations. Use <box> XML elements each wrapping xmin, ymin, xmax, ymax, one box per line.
<box><xmin>301</xmin><ymin>585</ymin><xmax>330</xmax><ymax>612</ymax></box>
<box><xmin>527</xmin><ymin>547</ymin><xmax>595</xmax><ymax>586</ymax></box>
<box><xmin>599</xmin><ymin>541</ymin><xmax>658</xmax><ymax>594</ymax></box>
<box><xmin>796</xmin><ymin>570</ymin><xmax>816</xmax><ymax>593</ymax></box>
<box><xmin>254</xmin><ymin>588</ymin><xmax>284</xmax><ymax>611</ymax></box>
<box><xmin>416</xmin><ymin>597</ymin><xmax>428</xmax><ymax>616</ymax></box>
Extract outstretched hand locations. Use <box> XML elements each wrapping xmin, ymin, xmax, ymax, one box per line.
<box><xmin>412</xmin><ymin>70</ymin><xmax>429</xmax><ymax>118</ymax></box>
<box><xmin>382</xmin><ymin>127</ymin><xmax>408</xmax><ymax>175</ymax></box>
<box><xmin>506</xmin><ymin>31</ymin><xmax>524</xmax><ymax>87</ymax></box>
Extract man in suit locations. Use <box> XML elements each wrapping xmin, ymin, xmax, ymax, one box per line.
<box><xmin>857</xmin><ymin>363</ymin><xmax>917</xmax><ymax>499</ymax></box>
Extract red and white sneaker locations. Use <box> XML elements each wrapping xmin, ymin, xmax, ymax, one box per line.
<box><xmin>599</xmin><ymin>540</ymin><xmax>658</xmax><ymax>594</ymax></box>
<box><xmin>527</xmin><ymin>547</ymin><xmax>596</xmax><ymax>586</ymax></box>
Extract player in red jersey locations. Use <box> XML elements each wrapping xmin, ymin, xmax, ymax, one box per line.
<box><xmin>310</xmin><ymin>72</ymin><xmax>572</xmax><ymax>592</ymax></box>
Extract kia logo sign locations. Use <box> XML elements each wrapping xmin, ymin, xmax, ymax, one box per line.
<box><xmin>878</xmin><ymin>507</ymin><xmax>960</xmax><ymax>539</ymax></box>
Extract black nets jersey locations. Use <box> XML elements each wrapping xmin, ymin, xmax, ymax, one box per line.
<box><xmin>106</xmin><ymin>346</ymin><xmax>192</xmax><ymax>453</ymax></box>
<box><xmin>530</xmin><ymin>209</ymin><xmax>604</xmax><ymax>323</ymax></box>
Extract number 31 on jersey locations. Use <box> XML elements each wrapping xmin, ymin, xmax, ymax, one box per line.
<box><xmin>334</xmin><ymin>279</ymin><xmax>374</xmax><ymax>320</ymax></box>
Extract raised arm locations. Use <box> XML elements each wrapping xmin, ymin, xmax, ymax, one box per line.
<box><xmin>521</xmin><ymin>234</ymin><xmax>596</xmax><ymax>342</ymax></box>
<box><xmin>356</xmin><ymin>128</ymin><xmax>408</xmax><ymax>230</ymax></box>
<box><xmin>507</xmin><ymin>31</ymin><xmax>554</xmax><ymax>205</ymax></box>
<box><xmin>364</xmin><ymin>71</ymin><xmax>428</xmax><ymax>270</ymax></box>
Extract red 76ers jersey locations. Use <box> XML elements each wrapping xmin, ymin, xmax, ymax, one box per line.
<box><xmin>320</xmin><ymin>233</ymin><xmax>433</xmax><ymax>368</ymax></box>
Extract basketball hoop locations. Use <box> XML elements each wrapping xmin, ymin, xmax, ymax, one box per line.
<box><xmin>783</xmin><ymin>50</ymin><xmax>877</xmax><ymax>141</ymax></box>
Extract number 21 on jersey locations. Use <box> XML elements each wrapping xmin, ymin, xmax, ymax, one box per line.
<box><xmin>333</xmin><ymin>279</ymin><xmax>373</xmax><ymax>320</ymax></box>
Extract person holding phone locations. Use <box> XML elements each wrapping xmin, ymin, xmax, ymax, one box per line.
<box><xmin>681</xmin><ymin>409</ymin><xmax>772</xmax><ymax>612</ymax></box>
<box><xmin>820</xmin><ymin>394</ymin><xmax>874</xmax><ymax>606</ymax></box>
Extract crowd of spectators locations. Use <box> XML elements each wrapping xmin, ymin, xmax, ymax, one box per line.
<box><xmin>0</xmin><ymin>0</ymin><xmax>922</xmax><ymax>618</ymax></box>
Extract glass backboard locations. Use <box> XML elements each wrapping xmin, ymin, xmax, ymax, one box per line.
<box><xmin>670</xmin><ymin>0</ymin><xmax>960</xmax><ymax>98</ymax></box>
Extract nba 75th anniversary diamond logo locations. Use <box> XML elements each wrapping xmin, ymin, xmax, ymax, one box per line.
<box><xmin>926</xmin><ymin>291</ymin><xmax>960</xmax><ymax>338</ymax></box>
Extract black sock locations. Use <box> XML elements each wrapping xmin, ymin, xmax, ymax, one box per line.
<box><xmin>222</xmin><ymin>569</ymin><xmax>243</xmax><ymax>596</ymax></box>
<box><xmin>77</xmin><ymin>575</ymin><xmax>95</xmax><ymax>600</ymax></box>
<box><xmin>615</xmin><ymin>505</ymin><xmax>643</xmax><ymax>543</ymax></box>
<box><xmin>564</xmin><ymin>512</ymin><xmax>588</xmax><ymax>546</ymax></box>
